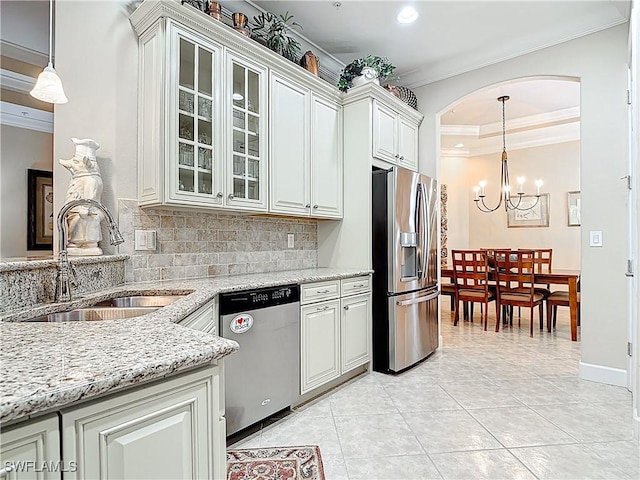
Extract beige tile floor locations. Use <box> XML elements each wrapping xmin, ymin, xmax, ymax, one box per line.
<box><xmin>229</xmin><ymin>302</ymin><xmax>639</xmax><ymax>479</ymax></box>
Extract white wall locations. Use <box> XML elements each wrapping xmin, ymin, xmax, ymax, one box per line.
<box><xmin>0</xmin><ymin>125</ymin><xmax>53</xmax><ymax>258</ymax></box>
<box><xmin>416</xmin><ymin>25</ymin><xmax>629</xmax><ymax>382</ymax></box>
<box><xmin>53</xmin><ymin>0</ymin><xmax>138</xmax><ymax>253</ymax></box>
<box><xmin>440</xmin><ymin>155</ymin><xmax>470</xmax><ymax>259</ymax></box>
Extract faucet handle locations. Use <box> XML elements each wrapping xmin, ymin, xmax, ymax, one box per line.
<box><xmin>69</xmin><ymin>263</ymin><xmax>79</xmax><ymax>288</ymax></box>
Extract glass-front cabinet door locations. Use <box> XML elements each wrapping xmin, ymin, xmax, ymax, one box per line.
<box><xmin>172</xmin><ymin>25</ymin><xmax>223</xmax><ymax>206</ymax></box>
<box><xmin>226</xmin><ymin>52</ymin><xmax>268</xmax><ymax>210</ymax></box>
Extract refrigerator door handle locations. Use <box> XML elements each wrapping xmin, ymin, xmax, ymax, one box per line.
<box><xmin>422</xmin><ymin>182</ymin><xmax>430</xmax><ymax>281</ymax></box>
<box><xmin>415</xmin><ymin>182</ymin><xmax>424</xmax><ymax>279</ymax></box>
<box><xmin>396</xmin><ymin>290</ymin><xmax>440</xmax><ymax>306</ymax></box>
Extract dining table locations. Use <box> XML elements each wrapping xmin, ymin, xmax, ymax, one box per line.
<box><xmin>440</xmin><ymin>266</ymin><xmax>581</xmax><ymax>341</ymax></box>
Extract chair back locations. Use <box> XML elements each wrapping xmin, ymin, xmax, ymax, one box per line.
<box><xmin>451</xmin><ymin>250</ymin><xmax>490</xmax><ymax>293</ymax></box>
<box><xmin>494</xmin><ymin>250</ymin><xmax>536</xmax><ymax>296</ymax></box>
<box><xmin>519</xmin><ymin>248</ymin><xmax>552</xmax><ymax>273</ymax></box>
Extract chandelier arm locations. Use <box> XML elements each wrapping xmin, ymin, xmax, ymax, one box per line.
<box><xmin>474</xmin><ymin>189</ymin><xmax>505</xmax><ymax>212</ymax></box>
<box><xmin>506</xmin><ymin>195</ymin><xmax>540</xmax><ymax>211</ymax></box>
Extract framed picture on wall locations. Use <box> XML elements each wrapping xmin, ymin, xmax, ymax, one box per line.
<box><xmin>27</xmin><ymin>169</ymin><xmax>54</xmax><ymax>250</ymax></box>
<box><xmin>506</xmin><ymin>193</ymin><xmax>550</xmax><ymax>228</ymax></box>
<box><xmin>568</xmin><ymin>191</ymin><xmax>581</xmax><ymax>226</ymax></box>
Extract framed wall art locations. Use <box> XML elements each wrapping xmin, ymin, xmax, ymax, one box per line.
<box><xmin>568</xmin><ymin>190</ymin><xmax>581</xmax><ymax>226</ymax></box>
<box><xmin>506</xmin><ymin>193</ymin><xmax>550</xmax><ymax>228</ymax></box>
<box><xmin>27</xmin><ymin>169</ymin><xmax>54</xmax><ymax>250</ymax></box>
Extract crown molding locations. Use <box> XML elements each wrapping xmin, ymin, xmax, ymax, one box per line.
<box><xmin>479</xmin><ymin>106</ymin><xmax>580</xmax><ymax>137</ymax></box>
<box><xmin>1</xmin><ymin>101</ymin><xmax>53</xmax><ymax>133</ymax></box>
<box><xmin>440</xmin><ymin>125</ymin><xmax>479</xmax><ymax>136</ymax></box>
<box><xmin>0</xmin><ymin>69</ymin><xmax>35</xmax><ymax>94</ymax></box>
<box><xmin>0</xmin><ymin>40</ymin><xmax>48</xmax><ymax>66</ymax></box>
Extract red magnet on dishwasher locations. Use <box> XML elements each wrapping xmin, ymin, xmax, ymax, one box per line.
<box><xmin>230</xmin><ymin>314</ymin><xmax>253</xmax><ymax>333</ymax></box>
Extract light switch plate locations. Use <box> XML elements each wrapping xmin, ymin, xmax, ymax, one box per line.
<box><xmin>589</xmin><ymin>230</ymin><xmax>603</xmax><ymax>247</ymax></box>
<box><xmin>135</xmin><ymin>230</ymin><xmax>157</xmax><ymax>251</ymax></box>
<box><xmin>287</xmin><ymin>233</ymin><xmax>294</xmax><ymax>249</ymax></box>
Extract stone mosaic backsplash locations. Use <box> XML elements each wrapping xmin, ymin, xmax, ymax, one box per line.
<box><xmin>118</xmin><ymin>200</ymin><xmax>318</xmax><ymax>283</ymax></box>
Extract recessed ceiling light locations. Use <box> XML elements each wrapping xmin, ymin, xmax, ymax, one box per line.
<box><xmin>232</xmin><ymin>93</ymin><xmax>244</xmax><ymax>101</ymax></box>
<box><xmin>454</xmin><ymin>143</ymin><xmax>465</xmax><ymax>148</ymax></box>
<box><xmin>397</xmin><ymin>6</ymin><xmax>418</xmax><ymax>24</ymax></box>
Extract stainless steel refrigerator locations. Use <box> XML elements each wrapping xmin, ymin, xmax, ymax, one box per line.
<box><xmin>372</xmin><ymin>166</ymin><xmax>439</xmax><ymax>373</ymax></box>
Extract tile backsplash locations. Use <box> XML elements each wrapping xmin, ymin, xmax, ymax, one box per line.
<box><xmin>118</xmin><ymin>200</ymin><xmax>318</xmax><ymax>283</ymax></box>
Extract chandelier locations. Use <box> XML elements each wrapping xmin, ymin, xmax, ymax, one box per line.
<box><xmin>473</xmin><ymin>96</ymin><xmax>542</xmax><ymax>212</ymax></box>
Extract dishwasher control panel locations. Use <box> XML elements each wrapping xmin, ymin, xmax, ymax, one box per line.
<box><xmin>219</xmin><ymin>284</ymin><xmax>300</xmax><ymax>315</ymax></box>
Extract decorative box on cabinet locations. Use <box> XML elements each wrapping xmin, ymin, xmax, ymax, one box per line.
<box><xmin>0</xmin><ymin>414</ymin><xmax>61</xmax><ymax>480</ymax></box>
<box><xmin>269</xmin><ymin>73</ymin><xmax>343</xmax><ymax>219</ymax></box>
<box><xmin>61</xmin><ymin>365</ymin><xmax>225</xmax><ymax>480</ymax></box>
<box><xmin>300</xmin><ymin>275</ymin><xmax>371</xmax><ymax>395</ymax></box>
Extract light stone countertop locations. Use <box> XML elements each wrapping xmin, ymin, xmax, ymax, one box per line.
<box><xmin>0</xmin><ymin>267</ymin><xmax>371</xmax><ymax>424</ymax></box>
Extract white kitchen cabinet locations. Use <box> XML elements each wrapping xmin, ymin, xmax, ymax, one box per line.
<box><xmin>269</xmin><ymin>74</ymin><xmax>343</xmax><ymax>219</ymax></box>
<box><xmin>138</xmin><ymin>21</ymin><xmax>225</xmax><ymax>209</ymax></box>
<box><xmin>0</xmin><ymin>415</ymin><xmax>61</xmax><ymax>480</ymax></box>
<box><xmin>341</xmin><ymin>293</ymin><xmax>372</xmax><ymax>374</ymax></box>
<box><xmin>227</xmin><ymin>52</ymin><xmax>268</xmax><ymax>211</ymax></box>
<box><xmin>62</xmin><ymin>366</ymin><xmax>224</xmax><ymax>480</ymax></box>
<box><xmin>372</xmin><ymin>100</ymin><xmax>419</xmax><ymax>171</ymax></box>
<box><xmin>179</xmin><ymin>298</ymin><xmax>218</xmax><ymax>335</ymax></box>
<box><xmin>300</xmin><ymin>275</ymin><xmax>371</xmax><ymax>394</ymax></box>
<box><xmin>300</xmin><ymin>299</ymin><xmax>341</xmax><ymax>394</ymax></box>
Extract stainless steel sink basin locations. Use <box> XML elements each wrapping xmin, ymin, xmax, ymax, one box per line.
<box><xmin>26</xmin><ymin>307</ymin><xmax>158</xmax><ymax>322</ymax></box>
<box><xmin>93</xmin><ymin>295</ymin><xmax>187</xmax><ymax>308</ymax></box>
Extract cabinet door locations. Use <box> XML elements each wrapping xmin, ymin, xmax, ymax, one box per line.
<box><xmin>372</xmin><ymin>101</ymin><xmax>397</xmax><ymax>164</ymax></box>
<box><xmin>341</xmin><ymin>293</ymin><xmax>372</xmax><ymax>373</ymax></box>
<box><xmin>269</xmin><ymin>74</ymin><xmax>310</xmax><ymax>216</ymax></box>
<box><xmin>227</xmin><ymin>52</ymin><xmax>268</xmax><ymax>211</ymax></box>
<box><xmin>311</xmin><ymin>95</ymin><xmax>343</xmax><ymax>219</ymax></box>
<box><xmin>301</xmin><ymin>300</ymin><xmax>341</xmax><ymax>394</ymax></box>
<box><xmin>171</xmin><ymin>25</ymin><xmax>224</xmax><ymax>206</ymax></box>
<box><xmin>398</xmin><ymin>116</ymin><xmax>419</xmax><ymax>171</ymax></box>
<box><xmin>62</xmin><ymin>367</ymin><xmax>222</xmax><ymax>480</ymax></box>
<box><xmin>0</xmin><ymin>415</ymin><xmax>60</xmax><ymax>480</ymax></box>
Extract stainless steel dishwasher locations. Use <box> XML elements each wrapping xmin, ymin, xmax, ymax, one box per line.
<box><xmin>220</xmin><ymin>284</ymin><xmax>300</xmax><ymax>436</ymax></box>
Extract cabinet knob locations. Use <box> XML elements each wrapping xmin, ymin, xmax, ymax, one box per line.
<box><xmin>400</xmin><ymin>156</ymin><xmax>405</xmax><ymax>161</ymax></box>
<box><xmin>313</xmin><ymin>204</ymin><xmax>318</xmax><ymax>209</ymax></box>
<box><xmin>216</xmin><ymin>192</ymin><xmax>223</xmax><ymax>198</ymax></box>
<box><xmin>305</xmin><ymin>203</ymin><xmax>311</xmax><ymax>208</ymax></box>
<box><xmin>228</xmin><ymin>194</ymin><xmax>235</xmax><ymax>200</ymax></box>
<box><xmin>394</xmin><ymin>154</ymin><xmax>400</xmax><ymax>159</ymax></box>
<box><xmin>344</xmin><ymin>305</ymin><xmax>350</xmax><ymax>310</ymax></box>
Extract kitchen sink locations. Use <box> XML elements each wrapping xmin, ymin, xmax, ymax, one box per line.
<box><xmin>93</xmin><ymin>295</ymin><xmax>187</xmax><ymax>308</ymax></box>
<box><xmin>26</xmin><ymin>307</ymin><xmax>159</xmax><ymax>322</ymax></box>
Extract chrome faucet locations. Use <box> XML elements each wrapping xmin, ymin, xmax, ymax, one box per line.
<box><xmin>56</xmin><ymin>199</ymin><xmax>124</xmax><ymax>302</ymax></box>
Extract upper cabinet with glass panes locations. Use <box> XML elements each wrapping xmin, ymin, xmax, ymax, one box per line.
<box><xmin>130</xmin><ymin>1</ymin><xmax>341</xmax><ymax>214</ymax></box>
<box><xmin>226</xmin><ymin>53</ymin><xmax>268</xmax><ymax>210</ymax></box>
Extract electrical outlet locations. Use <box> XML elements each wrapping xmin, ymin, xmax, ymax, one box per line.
<box><xmin>287</xmin><ymin>233</ymin><xmax>294</xmax><ymax>249</ymax></box>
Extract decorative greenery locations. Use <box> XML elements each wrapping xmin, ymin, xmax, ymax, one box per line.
<box><xmin>251</xmin><ymin>11</ymin><xmax>302</xmax><ymax>62</ymax></box>
<box><xmin>337</xmin><ymin>55</ymin><xmax>396</xmax><ymax>92</ymax></box>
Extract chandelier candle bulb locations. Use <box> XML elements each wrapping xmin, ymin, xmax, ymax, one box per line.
<box><xmin>517</xmin><ymin>177</ymin><xmax>525</xmax><ymax>193</ymax></box>
<box><xmin>473</xmin><ymin>186</ymin><xmax>480</xmax><ymax>200</ymax></box>
<box><xmin>479</xmin><ymin>180</ymin><xmax>487</xmax><ymax>196</ymax></box>
<box><xmin>535</xmin><ymin>179</ymin><xmax>543</xmax><ymax>195</ymax></box>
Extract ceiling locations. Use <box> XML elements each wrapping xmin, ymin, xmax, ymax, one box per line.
<box><xmin>252</xmin><ymin>0</ymin><xmax>630</xmax><ymax>88</ymax></box>
<box><xmin>252</xmin><ymin>1</ymin><xmax>628</xmax><ymax>155</ymax></box>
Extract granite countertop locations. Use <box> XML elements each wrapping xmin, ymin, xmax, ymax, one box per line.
<box><xmin>0</xmin><ymin>267</ymin><xmax>371</xmax><ymax>424</ymax></box>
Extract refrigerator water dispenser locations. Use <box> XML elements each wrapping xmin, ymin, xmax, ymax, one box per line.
<box><xmin>400</xmin><ymin>232</ymin><xmax>418</xmax><ymax>280</ymax></box>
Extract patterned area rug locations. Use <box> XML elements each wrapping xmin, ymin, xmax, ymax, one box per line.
<box><xmin>227</xmin><ymin>445</ymin><xmax>325</xmax><ymax>480</ymax></box>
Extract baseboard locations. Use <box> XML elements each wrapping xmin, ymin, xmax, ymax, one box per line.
<box><xmin>579</xmin><ymin>361</ymin><xmax>628</xmax><ymax>387</ymax></box>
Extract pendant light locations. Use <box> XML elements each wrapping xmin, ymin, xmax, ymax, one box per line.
<box><xmin>30</xmin><ymin>0</ymin><xmax>68</xmax><ymax>104</ymax></box>
<box><xmin>472</xmin><ymin>96</ymin><xmax>542</xmax><ymax>212</ymax></box>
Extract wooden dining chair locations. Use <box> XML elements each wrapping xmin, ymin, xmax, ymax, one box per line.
<box><xmin>518</xmin><ymin>248</ymin><xmax>553</xmax><ymax>329</ymax></box>
<box><xmin>451</xmin><ymin>250</ymin><xmax>497</xmax><ymax>330</ymax></box>
<box><xmin>546</xmin><ymin>291</ymin><xmax>582</xmax><ymax>331</ymax></box>
<box><xmin>494</xmin><ymin>250</ymin><xmax>545</xmax><ymax>336</ymax></box>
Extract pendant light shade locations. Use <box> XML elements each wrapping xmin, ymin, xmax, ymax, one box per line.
<box><xmin>30</xmin><ymin>0</ymin><xmax>68</xmax><ymax>104</ymax></box>
<box><xmin>30</xmin><ymin>62</ymin><xmax>68</xmax><ymax>104</ymax></box>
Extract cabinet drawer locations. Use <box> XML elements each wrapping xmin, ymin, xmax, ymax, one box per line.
<box><xmin>300</xmin><ymin>280</ymin><xmax>340</xmax><ymax>304</ymax></box>
<box><xmin>341</xmin><ymin>275</ymin><xmax>371</xmax><ymax>296</ymax></box>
